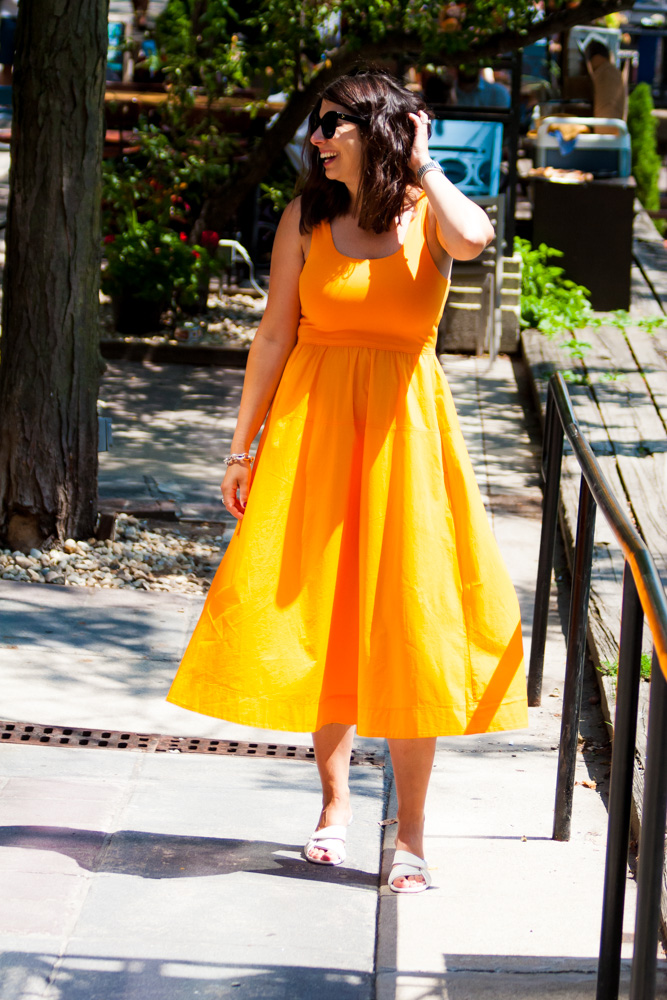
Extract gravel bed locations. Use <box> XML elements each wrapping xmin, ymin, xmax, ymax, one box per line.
<box><xmin>100</xmin><ymin>289</ymin><xmax>265</xmax><ymax>348</ymax></box>
<box><xmin>0</xmin><ymin>515</ymin><xmax>229</xmax><ymax>594</ymax></box>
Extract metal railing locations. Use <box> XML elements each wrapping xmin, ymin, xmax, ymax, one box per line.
<box><xmin>528</xmin><ymin>373</ymin><xmax>667</xmax><ymax>1000</ymax></box>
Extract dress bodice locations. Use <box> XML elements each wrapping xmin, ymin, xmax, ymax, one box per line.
<box><xmin>298</xmin><ymin>194</ymin><xmax>450</xmax><ymax>354</ymax></box>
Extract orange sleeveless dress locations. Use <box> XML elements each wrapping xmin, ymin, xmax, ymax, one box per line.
<box><xmin>167</xmin><ymin>194</ymin><xmax>528</xmax><ymax>737</ymax></box>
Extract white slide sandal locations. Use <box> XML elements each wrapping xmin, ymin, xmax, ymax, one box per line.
<box><xmin>304</xmin><ymin>824</ymin><xmax>348</xmax><ymax>866</ymax></box>
<box><xmin>388</xmin><ymin>849</ymin><xmax>432</xmax><ymax>893</ymax></box>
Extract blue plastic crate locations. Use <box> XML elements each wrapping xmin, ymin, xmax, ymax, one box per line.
<box><xmin>429</xmin><ymin>119</ymin><xmax>503</xmax><ymax>197</ymax></box>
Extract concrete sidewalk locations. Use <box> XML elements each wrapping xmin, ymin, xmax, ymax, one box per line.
<box><xmin>1</xmin><ymin>355</ymin><xmax>666</xmax><ymax>999</ymax></box>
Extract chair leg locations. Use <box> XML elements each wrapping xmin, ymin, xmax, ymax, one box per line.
<box><xmin>476</xmin><ymin>272</ymin><xmax>493</xmax><ymax>357</ymax></box>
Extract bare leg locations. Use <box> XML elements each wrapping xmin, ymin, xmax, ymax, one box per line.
<box><xmin>308</xmin><ymin>722</ymin><xmax>355</xmax><ymax>862</ymax></box>
<box><xmin>387</xmin><ymin>737</ymin><xmax>436</xmax><ymax>888</ymax></box>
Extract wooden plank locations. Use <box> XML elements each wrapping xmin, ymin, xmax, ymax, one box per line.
<box><xmin>624</xmin><ymin>320</ymin><xmax>667</xmax><ymax>424</ymax></box>
<box><xmin>633</xmin><ymin>240</ymin><xmax>667</xmax><ymax>315</ymax></box>
<box><xmin>522</xmin><ymin>322</ymin><xmax>667</xmax><ymax>938</ymax></box>
<box><xmin>631</xmin><ymin>263</ymin><xmax>664</xmax><ymax>320</ymax></box>
<box><xmin>579</xmin><ymin>325</ymin><xmax>667</xmax><ymax>586</ymax></box>
<box><xmin>581</xmin><ymin>324</ymin><xmax>667</xmax><ymax>454</ymax></box>
<box><xmin>634</xmin><ymin>202</ymin><xmax>665</xmax><ymax>246</ymax></box>
<box><xmin>616</xmin><ymin>454</ymin><xmax>667</xmax><ymax>585</ymax></box>
<box><xmin>520</xmin><ymin>327</ymin><xmax>627</xmax><ymax>660</ymax></box>
<box><xmin>633</xmin><ymin>200</ymin><xmax>667</xmax><ymax>317</ymax></box>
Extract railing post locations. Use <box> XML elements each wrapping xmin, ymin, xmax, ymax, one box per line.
<box><xmin>597</xmin><ymin>567</ymin><xmax>644</xmax><ymax>1000</ymax></box>
<box><xmin>528</xmin><ymin>384</ymin><xmax>565</xmax><ymax>707</ymax></box>
<box><xmin>553</xmin><ymin>474</ymin><xmax>597</xmax><ymax>841</ymax></box>
<box><xmin>630</xmin><ymin>652</ymin><xmax>667</xmax><ymax>1000</ymax></box>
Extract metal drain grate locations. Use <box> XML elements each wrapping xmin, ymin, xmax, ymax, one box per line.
<box><xmin>0</xmin><ymin>721</ymin><xmax>383</xmax><ymax>766</ymax></box>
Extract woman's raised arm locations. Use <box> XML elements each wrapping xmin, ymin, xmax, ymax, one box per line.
<box><xmin>408</xmin><ymin>111</ymin><xmax>495</xmax><ymax>261</ymax></box>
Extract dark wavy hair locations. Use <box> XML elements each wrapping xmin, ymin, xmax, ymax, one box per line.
<box><xmin>298</xmin><ymin>70</ymin><xmax>428</xmax><ymax>235</ymax></box>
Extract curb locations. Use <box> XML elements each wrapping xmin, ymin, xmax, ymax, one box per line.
<box><xmin>100</xmin><ymin>340</ymin><xmax>249</xmax><ymax>367</ymax></box>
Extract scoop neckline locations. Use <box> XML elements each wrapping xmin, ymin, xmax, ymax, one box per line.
<box><xmin>327</xmin><ymin>195</ymin><xmax>425</xmax><ymax>262</ymax></box>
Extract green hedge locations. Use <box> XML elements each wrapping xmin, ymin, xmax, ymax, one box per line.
<box><xmin>627</xmin><ymin>82</ymin><xmax>664</xmax><ymax>234</ymax></box>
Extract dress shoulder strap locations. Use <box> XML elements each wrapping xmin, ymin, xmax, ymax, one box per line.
<box><xmin>402</xmin><ymin>193</ymin><xmax>429</xmax><ymax>258</ymax></box>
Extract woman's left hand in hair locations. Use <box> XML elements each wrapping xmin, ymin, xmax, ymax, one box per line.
<box><xmin>407</xmin><ymin>110</ymin><xmax>432</xmax><ymax>173</ymax></box>
<box><xmin>407</xmin><ymin>109</ymin><xmax>494</xmax><ymax>260</ymax></box>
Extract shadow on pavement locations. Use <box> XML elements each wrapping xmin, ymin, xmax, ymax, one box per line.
<box><xmin>0</xmin><ymin>825</ymin><xmax>378</xmax><ymax>886</ymax></box>
<box><xmin>0</xmin><ymin>953</ymin><xmax>373</xmax><ymax>1000</ymax></box>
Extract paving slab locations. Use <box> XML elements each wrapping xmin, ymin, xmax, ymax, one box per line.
<box><xmin>2</xmin><ymin>353</ymin><xmax>665</xmax><ymax>1000</ymax></box>
<box><xmin>98</xmin><ymin>362</ymin><xmax>249</xmax><ymax>511</ymax></box>
<box><xmin>378</xmin><ymin>356</ymin><xmax>667</xmax><ymax>999</ymax></box>
<box><xmin>0</xmin><ymin>578</ymin><xmax>319</xmax><ymax>745</ymax></box>
<box><xmin>0</xmin><ymin>749</ymin><xmax>384</xmax><ymax>1000</ymax></box>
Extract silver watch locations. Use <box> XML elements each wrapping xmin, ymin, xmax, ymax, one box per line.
<box><xmin>416</xmin><ymin>159</ymin><xmax>444</xmax><ymax>185</ymax></box>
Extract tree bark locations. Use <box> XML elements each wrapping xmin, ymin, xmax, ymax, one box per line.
<box><xmin>0</xmin><ymin>0</ymin><xmax>109</xmax><ymax>550</ymax></box>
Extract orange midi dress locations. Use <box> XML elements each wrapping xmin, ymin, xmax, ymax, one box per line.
<box><xmin>167</xmin><ymin>194</ymin><xmax>528</xmax><ymax>737</ymax></box>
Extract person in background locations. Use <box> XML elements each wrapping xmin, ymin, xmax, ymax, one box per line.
<box><xmin>0</xmin><ymin>0</ymin><xmax>18</xmax><ymax>87</ymax></box>
<box><xmin>585</xmin><ymin>40</ymin><xmax>627</xmax><ymax>123</ymax></box>
<box><xmin>455</xmin><ymin>66</ymin><xmax>510</xmax><ymax>109</ymax></box>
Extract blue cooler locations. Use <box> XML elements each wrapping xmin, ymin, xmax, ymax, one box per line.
<box><xmin>535</xmin><ymin>116</ymin><xmax>631</xmax><ymax>178</ymax></box>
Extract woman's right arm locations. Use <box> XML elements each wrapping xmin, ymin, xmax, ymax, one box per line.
<box><xmin>221</xmin><ymin>197</ymin><xmax>304</xmax><ymax>519</ymax></box>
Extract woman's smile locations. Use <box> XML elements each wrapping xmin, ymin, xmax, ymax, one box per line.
<box><xmin>310</xmin><ymin>99</ymin><xmax>362</xmax><ymax>193</ymax></box>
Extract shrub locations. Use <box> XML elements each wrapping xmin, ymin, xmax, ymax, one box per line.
<box><xmin>515</xmin><ymin>237</ymin><xmax>593</xmax><ymax>336</ymax></box>
<box><xmin>627</xmin><ymin>83</ymin><xmax>664</xmax><ymax>233</ymax></box>
<box><xmin>101</xmin><ymin>218</ymin><xmax>219</xmax><ymax>310</ymax></box>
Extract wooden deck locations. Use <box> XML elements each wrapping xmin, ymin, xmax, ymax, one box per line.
<box><xmin>521</xmin><ymin>205</ymin><xmax>667</xmax><ymax>931</ymax></box>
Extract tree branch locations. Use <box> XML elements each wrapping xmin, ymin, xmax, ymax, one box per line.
<box><xmin>199</xmin><ymin>0</ymin><xmax>635</xmax><ymax>233</ymax></box>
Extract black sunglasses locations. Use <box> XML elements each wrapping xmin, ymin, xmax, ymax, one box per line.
<box><xmin>311</xmin><ymin>109</ymin><xmax>367</xmax><ymax>140</ymax></box>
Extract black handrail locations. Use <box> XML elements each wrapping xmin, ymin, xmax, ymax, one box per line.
<box><xmin>528</xmin><ymin>373</ymin><xmax>667</xmax><ymax>1000</ymax></box>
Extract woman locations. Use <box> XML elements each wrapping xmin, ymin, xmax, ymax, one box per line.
<box><xmin>168</xmin><ymin>71</ymin><xmax>528</xmax><ymax>893</ymax></box>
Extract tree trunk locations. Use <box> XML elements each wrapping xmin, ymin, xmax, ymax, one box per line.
<box><xmin>0</xmin><ymin>0</ymin><xmax>109</xmax><ymax>551</ymax></box>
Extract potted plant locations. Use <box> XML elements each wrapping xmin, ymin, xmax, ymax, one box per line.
<box><xmin>101</xmin><ymin>216</ymin><xmax>219</xmax><ymax>335</ymax></box>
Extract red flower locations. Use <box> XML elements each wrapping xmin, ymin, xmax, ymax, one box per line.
<box><xmin>103</xmin><ymin>234</ymin><xmax>115</xmax><ymax>244</ymax></box>
<box><xmin>192</xmin><ymin>250</ymin><xmax>201</xmax><ymax>259</ymax></box>
<box><xmin>200</xmin><ymin>230</ymin><xmax>219</xmax><ymax>252</ymax></box>
<box><xmin>179</xmin><ymin>232</ymin><xmax>187</xmax><ymax>241</ymax></box>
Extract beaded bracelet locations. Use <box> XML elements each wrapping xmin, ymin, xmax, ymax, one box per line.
<box><xmin>224</xmin><ymin>453</ymin><xmax>254</xmax><ymax>467</ymax></box>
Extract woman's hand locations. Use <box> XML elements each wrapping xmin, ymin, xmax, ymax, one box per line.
<box><xmin>408</xmin><ymin>109</ymin><xmax>432</xmax><ymax>174</ymax></box>
<box><xmin>221</xmin><ymin>462</ymin><xmax>251</xmax><ymax>520</ymax></box>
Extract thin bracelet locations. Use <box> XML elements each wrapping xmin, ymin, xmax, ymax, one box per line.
<box><xmin>417</xmin><ymin>160</ymin><xmax>444</xmax><ymax>186</ymax></box>
<box><xmin>224</xmin><ymin>452</ymin><xmax>254</xmax><ymax>466</ymax></box>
